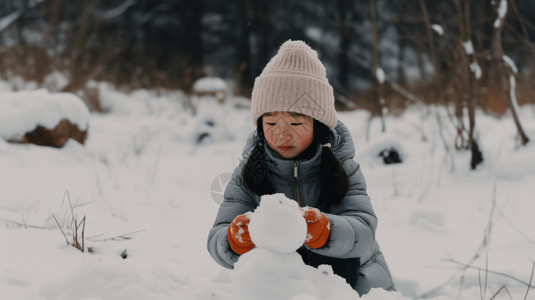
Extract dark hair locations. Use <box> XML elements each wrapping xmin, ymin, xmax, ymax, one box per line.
<box><xmin>313</xmin><ymin>120</ymin><xmax>349</xmax><ymax>206</ymax></box>
<box><xmin>241</xmin><ymin>118</ymin><xmax>273</xmax><ymax>196</ymax></box>
<box><xmin>241</xmin><ymin>118</ymin><xmax>349</xmax><ymax>207</ymax></box>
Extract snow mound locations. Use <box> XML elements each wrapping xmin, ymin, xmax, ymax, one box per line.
<box><xmin>0</xmin><ymin>89</ymin><xmax>90</xmax><ymax>141</ymax></box>
<box><xmin>40</xmin><ymin>263</ymin><xmax>158</xmax><ymax>300</ymax></box>
<box><xmin>248</xmin><ymin>193</ymin><xmax>307</xmax><ymax>253</ymax></box>
<box><xmin>233</xmin><ymin>193</ymin><xmax>359</xmax><ymax>300</ymax></box>
<box><xmin>233</xmin><ymin>247</ymin><xmax>360</xmax><ymax>300</ymax></box>
<box><xmin>193</xmin><ymin>77</ymin><xmax>227</xmax><ymax>93</ymax></box>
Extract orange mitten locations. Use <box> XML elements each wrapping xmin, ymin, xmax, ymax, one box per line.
<box><xmin>228</xmin><ymin>213</ymin><xmax>255</xmax><ymax>254</ymax></box>
<box><xmin>302</xmin><ymin>207</ymin><xmax>330</xmax><ymax>249</ymax></box>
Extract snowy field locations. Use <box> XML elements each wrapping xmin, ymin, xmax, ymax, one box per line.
<box><xmin>1</xmin><ymin>83</ymin><xmax>535</xmax><ymax>300</ymax></box>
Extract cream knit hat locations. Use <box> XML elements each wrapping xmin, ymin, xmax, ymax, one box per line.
<box><xmin>251</xmin><ymin>40</ymin><xmax>337</xmax><ymax>128</ymax></box>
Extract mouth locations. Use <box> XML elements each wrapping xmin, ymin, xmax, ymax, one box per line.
<box><xmin>277</xmin><ymin>145</ymin><xmax>294</xmax><ymax>152</ymax></box>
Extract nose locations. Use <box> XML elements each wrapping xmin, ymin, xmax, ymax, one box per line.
<box><xmin>276</xmin><ymin>124</ymin><xmax>293</xmax><ymax>142</ymax></box>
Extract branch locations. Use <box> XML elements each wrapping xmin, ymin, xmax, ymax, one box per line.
<box><xmin>489</xmin><ymin>286</ymin><xmax>512</xmax><ymax>300</ymax></box>
<box><xmin>524</xmin><ymin>261</ymin><xmax>535</xmax><ymax>300</ymax></box>
<box><xmin>446</xmin><ymin>258</ymin><xmax>535</xmax><ymax>289</ymax></box>
<box><xmin>0</xmin><ymin>217</ymin><xmax>46</xmax><ymax>229</ymax></box>
<box><xmin>87</xmin><ymin>229</ymin><xmax>146</xmax><ymax>242</ymax></box>
<box><xmin>52</xmin><ymin>215</ymin><xmax>70</xmax><ymax>245</ymax></box>
<box><xmin>420</xmin><ymin>186</ymin><xmax>497</xmax><ymax>298</ymax></box>
<box><xmin>0</xmin><ymin>0</ymin><xmax>45</xmax><ymax>34</ymax></box>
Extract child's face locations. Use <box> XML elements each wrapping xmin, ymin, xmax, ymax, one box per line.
<box><xmin>262</xmin><ymin>111</ymin><xmax>314</xmax><ymax>159</ymax></box>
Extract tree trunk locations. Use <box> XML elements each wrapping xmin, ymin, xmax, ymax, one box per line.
<box><xmin>234</xmin><ymin>0</ymin><xmax>253</xmax><ymax>97</ymax></box>
<box><xmin>338</xmin><ymin>0</ymin><xmax>351</xmax><ymax>91</ymax></box>
<box><xmin>254</xmin><ymin>0</ymin><xmax>271</xmax><ymax>77</ymax></box>
<box><xmin>492</xmin><ymin>0</ymin><xmax>530</xmax><ymax>146</ymax></box>
<box><xmin>454</xmin><ymin>0</ymin><xmax>483</xmax><ymax>169</ymax></box>
<box><xmin>369</xmin><ymin>0</ymin><xmax>386</xmax><ymax>133</ymax></box>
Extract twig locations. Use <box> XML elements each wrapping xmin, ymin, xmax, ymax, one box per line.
<box><xmin>21</xmin><ymin>213</ymin><xmax>27</xmax><ymax>230</ymax></box>
<box><xmin>489</xmin><ymin>286</ymin><xmax>512</xmax><ymax>300</ymax></box>
<box><xmin>0</xmin><ymin>218</ymin><xmax>45</xmax><ymax>229</ymax></box>
<box><xmin>420</xmin><ymin>186</ymin><xmax>497</xmax><ymax>298</ymax></box>
<box><xmin>483</xmin><ymin>252</ymin><xmax>489</xmax><ymax>300</ymax></box>
<box><xmin>524</xmin><ymin>261</ymin><xmax>535</xmax><ymax>300</ymax></box>
<box><xmin>434</xmin><ymin>106</ymin><xmax>455</xmax><ymax>173</ymax></box>
<box><xmin>151</xmin><ymin>146</ymin><xmax>162</xmax><ymax>185</ymax></box>
<box><xmin>498</xmin><ymin>209</ymin><xmax>535</xmax><ymax>246</ymax></box>
<box><xmin>446</xmin><ymin>258</ymin><xmax>535</xmax><ymax>289</ymax></box>
<box><xmin>87</xmin><ymin>229</ymin><xmax>146</xmax><ymax>242</ymax></box>
<box><xmin>67</xmin><ymin>192</ymin><xmax>77</xmax><ymax>228</ymax></box>
<box><xmin>81</xmin><ymin>216</ymin><xmax>86</xmax><ymax>252</ymax></box>
<box><xmin>52</xmin><ymin>215</ymin><xmax>70</xmax><ymax>245</ymax></box>
<box><xmin>92</xmin><ymin>159</ymin><xmax>104</xmax><ymax>195</ymax></box>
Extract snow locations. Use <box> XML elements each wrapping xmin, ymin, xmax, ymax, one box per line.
<box><xmin>248</xmin><ymin>194</ymin><xmax>307</xmax><ymax>254</ymax></box>
<box><xmin>0</xmin><ymin>10</ymin><xmax>22</xmax><ymax>33</ymax></box>
<box><xmin>375</xmin><ymin>68</ymin><xmax>386</xmax><ymax>84</ymax></box>
<box><xmin>233</xmin><ymin>248</ymin><xmax>360</xmax><ymax>300</ymax></box>
<box><xmin>501</xmin><ymin>56</ymin><xmax>522</xmax><ymax>126</ymax></box>
<box><xmin>503</xmin><ymin>55</ymin><xmax>518</xmax><ymax>73</ymax></box>
<box><xmin>494</xmin><ymin>0</ymin><xmax>508</xmax><ymax>28</ymax></box>
<box><xmin>1</xmin><ymin>82</ymin><xmax>535</xmax><ymax>300</ymax></box>
<box><xmin>462</xmin><ymin>40</ymin><xmax>474</xmax><ymax>55</ymax></box>
<box><xmin>432</xmin><ymin>24</ymin><xmax>444</xmax><ymax>36</ymax></box>
<box><xmin>234</xmin><ymin>194</ymin><xmax>358</xmax><ymax>299</ymax></box>
<box><xmin>469</xmin><ymin>61</ymin><xmax>482</xmax><ymax>79</ymax></box>
<box><xmin>193</xmin><ymin>77</ymin><xmax>227</xmax><ymax>93</ymax></box>
<box><xmin>0</xmin><ymin>89</ymin><xmax>90</xmax><ymax>141</ymax></box>
<box><xmin>359</xmin><ymin>133</ymin><xmax>406</xmax><ymax>167</ymax></box>
<box><xmin>101</xmin><ymin>0</ymin><xmax>136</xmax><ymax>19</ymax></box>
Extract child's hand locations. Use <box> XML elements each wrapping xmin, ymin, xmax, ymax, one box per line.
<box><xmin>302</xmin><ymin>207</ymin><xmax>330</xmax><ymax>249</ymax></box>
<box><xmin>227</xmin><ymin>213</ymin><xmax>255</xmax><ymax>254</ymax></box>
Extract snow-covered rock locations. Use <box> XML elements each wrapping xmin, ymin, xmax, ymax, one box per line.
<box><xmin>232</xmin><ymin>193</ymin><xmax>360</xmax><ymax>300</ymax></box>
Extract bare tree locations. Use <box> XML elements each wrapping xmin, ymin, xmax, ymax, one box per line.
<box><xmin>454</xmin><ymin>0</ymin><xmax>483</xmax><ymax>169</ymax></box>
<box><xmin>492</xmin><ymin>0</ymin><xmax>530</xmax><ymax>146</ymax></box>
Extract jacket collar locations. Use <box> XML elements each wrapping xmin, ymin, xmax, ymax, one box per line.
<box><xmin>241</xmin><ymin>120</ymin><xmax>356</xmax><ymax>181</ymax></box>
<box><xmin>263</xmin><ymin>142</ymin><xmax>322</xmax><ymax>182</ymax></box>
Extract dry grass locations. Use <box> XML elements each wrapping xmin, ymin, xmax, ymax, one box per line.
<box><xmin>52</xmin><ymin>191</ymin><xmax>87</xmax><ymax>253</ymax></box>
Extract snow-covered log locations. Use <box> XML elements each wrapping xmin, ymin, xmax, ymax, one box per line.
<box><xmin>0</xmin><ymin>90</ymin><xmax>90</xmax><ymax>148</ymax></box>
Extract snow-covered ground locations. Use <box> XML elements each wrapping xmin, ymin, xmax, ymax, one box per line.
<box><xmin>1</xmin><ymin>83</ymin><xmax>534</xmax><ymax>300</ymax></box>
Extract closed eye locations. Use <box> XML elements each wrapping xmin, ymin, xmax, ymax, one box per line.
<box><xmin>265</xmin><ymin>122</ymin><xmax>276</xmax><ymax>126</ymax></box>
<box><xmin>290</xmin><ymin>122</ymin><xmax>303</xmax><ymax>126</ymax></box>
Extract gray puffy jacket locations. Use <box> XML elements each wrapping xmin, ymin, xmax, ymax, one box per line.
<box><xmin>207</xmin><ymin>121</ymin><xmax>395</xmax><ymax>294</ymax></box>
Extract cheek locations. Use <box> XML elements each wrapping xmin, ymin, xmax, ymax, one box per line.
<box><xmin>297</xmin><ymin>131</ymin><xmax>314</xmax><ymax>148</ymax></box>
<box><xmin>263</xmin><ymin>129</ymin><xmax>274</xmax><ymax>143</ymax></box>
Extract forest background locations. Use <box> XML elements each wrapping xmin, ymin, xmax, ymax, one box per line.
<box><xmin>1</xmin><ymin>0</ymin><xmax>534</xmax><ymax>163</ymax></box>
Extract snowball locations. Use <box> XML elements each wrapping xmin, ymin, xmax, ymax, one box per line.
<box><xmin>248</xmin><ymin>193</ymin><xmax>307</xmax><ymax>254</ymax></box>
<box><xmin>233</xmin><ymin>193</ymin><xmax>359</xmax><ymax>299</ymax></box>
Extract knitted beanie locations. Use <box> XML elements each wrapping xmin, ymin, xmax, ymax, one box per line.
<box><xmin>251</xmin><ymin>40</ymin><xmax>337</xmax><ymax>128</ymax></box>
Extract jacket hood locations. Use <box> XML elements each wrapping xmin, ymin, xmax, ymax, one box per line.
<box><xmin>242</xmin><ymin>120</ymin><xmax>355</xmax><ymax>162</ymax></box>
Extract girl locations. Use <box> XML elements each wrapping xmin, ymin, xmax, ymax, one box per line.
<box><xmin>207</xmin><ymin>40</ymin><xmax>395</xmax><ymax>295</ymax></box>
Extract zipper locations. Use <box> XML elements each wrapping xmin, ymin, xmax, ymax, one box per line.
<box><xmin>294</xmin><ymin>161</ymin><xmax>301</xmax><ymax>206</ymax></box>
